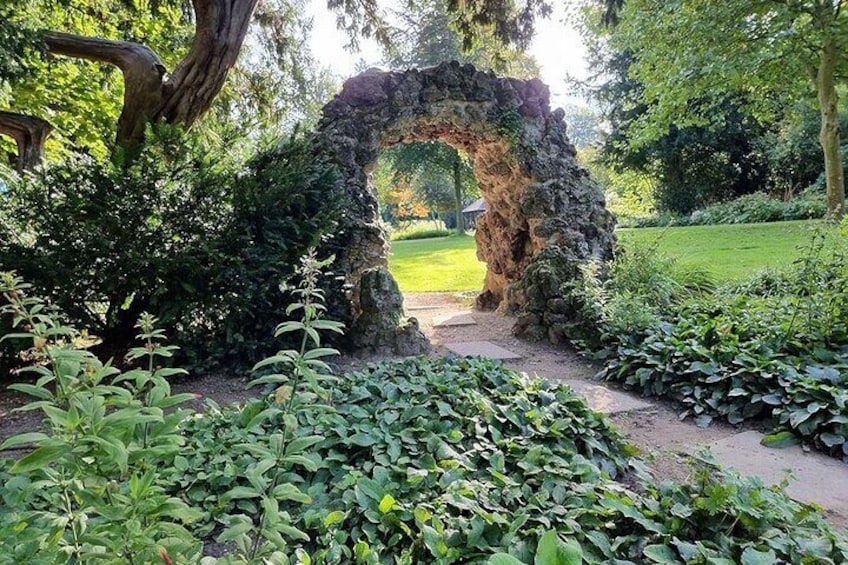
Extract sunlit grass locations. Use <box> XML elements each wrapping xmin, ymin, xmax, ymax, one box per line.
<box><xmin>616</xmin><ymin>220</ymin><xmax>835</xmax><ymax>281</ymax></box>
<box><xmin>388</xmin><ymin>220</ymin><xmax>843</xmax><ymax>292</ymax></box>
<box><xmin>389</xmin><ymin>234</ymin><xmax>486</xmax><ymax>292</ymax></box>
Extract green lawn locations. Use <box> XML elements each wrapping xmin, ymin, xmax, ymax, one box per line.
<box><xmin>389</xmin><ymin>234</ymin><xmax>486</xmax><ymax>292</ymax></box>
<box><xmin>389</xmin><ymin>220</ymin><xmax>842</xmax><ymax>292</ymax></box>
<box><xmin>616</xmin><ymin>220</ymin><xmax>832</xmax><ymax>281</ymax></box>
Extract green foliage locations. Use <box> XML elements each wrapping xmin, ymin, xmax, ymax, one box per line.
<box><xmin>170</xmin><ymin>354</ymin><xmax>848</xmax><ymax>563</ymax></box>
<box><xmin>620</xmin><ymin>190</ymin><xmax>828</xmax><ymax>228</ymax></box>
<box><xmin>4</xmin><ymin>270</ymin><xmax>848</xmax><ymax>563</ymax></box>
<box><xmin>384</xmin><ymin>0</ymin><xmax>539</xmax><ymax>78</ymax></box>
<box><xmin>574</xmin><ymin>229</ymin><xmax>848</xmax><ymax>458</ymax></box>
<box><xmin>0</xmin><ymin>126</ymin><xmax>237</xmax><ymax>358</ymax></box>
<box><xmin>687</xmin><ymin>191</ymin><xmax>827</xmax><ymax>226</ymax></box>
<box><xmin>184</xmin><ymin>134</ymin><xmax>343</xmax><ymax>370</ymax></box>
<box><xmin>0</xmin><ymin>272</ymin><xmax>203</xmax><ymax>563</ymax></box>
<box><xmin>0</xmin><ymin>129</ymin><xmax>343</xmax><ymax>372</ymax></box>
<box><xmin>171</xmin><ymin>355</ymin><xmax>631</xmax><ymax>561</ymax></box>
<box><xmin>578</xmin><ymin>147</ymin><xmax>657</xmax><ymax>221</ymax></box>
<box><xmin>211</xmin><ymin>249</ymin><xmax>344</xmax><ymax>564</ymax></box>
<box><xmin>612</xmin><ymin>0</ymin><xmax>846</xmax><ymax>213</ymax></box>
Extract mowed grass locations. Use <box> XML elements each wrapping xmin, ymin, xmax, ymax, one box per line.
<box><xmin>389</xmin><ymin>234</ymin><xmax>486</xmax><ymax>292</ymax></box>
<box><xmin>616</xmin><ymin>220</ymin><xmax>834</xmax><ymax>281</ymax></box>
<box><xmin>389</xmin><ymin>220</ymin><xmax>842</xmax><ymax>292</ymax></box>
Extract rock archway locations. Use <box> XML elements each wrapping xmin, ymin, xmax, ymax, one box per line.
<box><xmin>314</xmin><ymin>61</ymin><xmax>616</xmax><ymax>351</ymax></box>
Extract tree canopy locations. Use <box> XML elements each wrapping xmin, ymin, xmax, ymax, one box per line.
<box><xmin>612</xmin><ymin>0</ymin><xmax>847</xmax><ymax>215</ymax></box>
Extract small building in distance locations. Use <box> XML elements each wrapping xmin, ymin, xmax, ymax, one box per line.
<box><xmin>462</xmin><ymin>198</ymin><xmax>486</xmax><ymax>229</ymax></box>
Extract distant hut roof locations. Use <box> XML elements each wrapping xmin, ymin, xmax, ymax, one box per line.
<box><xmin>462</xmin><ymin>198</ymin><xmax>486</xmax><ymax>214</ymax></box>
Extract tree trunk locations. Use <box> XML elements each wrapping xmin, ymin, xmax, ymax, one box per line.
<box><xmin>453</xmin><ymin>154</ymin><xmax>465</xmax><ymax>235</ymax></box>
<box><xmin>44</xmin><ymin>0</ymin><xmax>258</xmax><ymax>151</ymax></box>
<box><xmin>0</xmin><ymin>111</ymin><xmax>53</xmax><ymax>172</ymax></box>
<box><xmin>816</xmin><ymin>38</ymin><xmax>845</xmax><ymax>219</ymax></box>
<box><xmin>157</xmin><ymin>0</ymin><xmax>258</xmax><ymax>128</ymax></box>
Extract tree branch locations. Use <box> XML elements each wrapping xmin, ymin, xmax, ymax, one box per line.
<box><xmin>45</xmin><ymin>32</ymin><xmax>167</xmax><ymax>148</ymax></box>
<box><xmin>0</xmin><ymin>111</ymin><xmax>53</xmax><ymax>172</ymax></box>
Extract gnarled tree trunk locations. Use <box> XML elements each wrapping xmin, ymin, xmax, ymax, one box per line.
<box><xmin>0</xmin><ymin>111</ymin><xmax>53</xmax><ymax>172</ymax></box>
<box><xmin>45</xmin><ymin>0</ymin><xmax>258</xmax><ymax>151</ymax></box>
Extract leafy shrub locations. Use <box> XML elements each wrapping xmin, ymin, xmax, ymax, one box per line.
<box><xmin>0</xmin><ymin>127</ymin><xmax>236</xmax><ymax>358</ymax></box>
<box><xmin>168</xmin><ymin>356</ymin><xmax>848</xmax><ymax>563</ymax></box>
<box><xmin>0</xmin><ymin>273</ymin><xmax>203</xmax><ymax>563</ymax></box>
<box><xmin>176</xmin><ymin>134</ymin><xmax>342</xmax><ymax>370</ymax></box>
<box><xmin>688</xmin><ymin>191</ymin><xmax>826</xmax><ymax>225</ymax></box>
<box><xmin>568</xmin><ymin>241</ymin><xmax>714</xmax><ymax>347</ymax></box>
<box><xmin>391</xmin><ymin>228</ymin><xmax>452</xmax><ymax>241</ymax></box>
<box><xmin>0</xmin><ymin>128</ymin><xmax>343</xmax><ymax>373</ymax></box>
<box><xmin>574</xmin><ymin>230</ymin><xmax>848</xmax><ymax>458</ymax></box>
<box><xmin>619</xmin><ymin>189</ymin><xmax>827</xmax><ymax>228</ymax></box>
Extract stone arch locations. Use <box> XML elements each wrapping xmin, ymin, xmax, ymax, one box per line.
<box><xmin>314</xmin><ymin>61</ymin><xmax>616</xmax><ymax>351</ymax></box>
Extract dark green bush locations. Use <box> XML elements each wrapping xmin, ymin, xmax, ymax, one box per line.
<box><xmin>391</xmin><ymin>228</ymin><xmax>452</xmax><ymax>241</ymax></box>
<box><xmin>619</xmin><ymin>189</ymin><xmax>827</xmax><ymax>228</ymax></box>
<box><xmin>0</xmin><ymin>128</ymin><xmax>343</xmax><ymax>373</ymax></box>
<box><xmin>173</xmin><ymin>135</ymin><xmax>343</xmax><ymax>370</ymax></box>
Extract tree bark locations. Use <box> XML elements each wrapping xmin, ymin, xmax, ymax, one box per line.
<box><xmin>453</xmin><ymin>154</ymin><xmax>465</xmax><ymax>235</ymax></box>
<box><xmin>158</xmin><ymin>0</ymin><xmax>259</xmax><ymax>128</ymax></box>
<box><xmin>816</xmin><ymin>38</ymin><xmax>845</xmax><ymax>219</ymax></box>
<box><xmin>0</xmin><ymin>111</ymin><xmax>53</xmax><ymax>172</ymax></box>
<box><xmin>44</xmin><ymin>0</ymin><xmax>258</xmax><ymax>151</ymax></box>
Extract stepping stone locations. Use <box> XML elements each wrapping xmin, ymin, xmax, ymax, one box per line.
<box><xmin>444</xmin><ymin>341</ymin><xmax>522</xmax><ymax>360</ymax></box>
<box><xmin>406</xmin><ymin>305</ymin><xmax>443</xmax><ymax>311</ymax></box>
<box><xmin>433</xmin><ymin>312</ymin><xmax>477</xmax><ymax>327</ymax></box>
<box><xmin>704</xmin><ymin>431</ymin><xmax>848</xmax><ymax>512</ymax></box>
<box><xmin>561</xmin><ymin>380</ymin><xmax>652</xmax><ymax>414</ymax></box>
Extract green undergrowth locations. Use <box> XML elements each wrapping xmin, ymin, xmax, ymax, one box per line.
<box><xmin>2</xmin><ymin>265</ymin><xmax>848</xmax><ymax>563</ymax></box>
<box><xmin>572</xmin><ymin>226</ymin><xmax>848</xmax><ymax>460</ymax></box>
<box><xmin>164</xmin><ymin>357</ymin><xmax>848</xmax><ymax>563</ymax></box>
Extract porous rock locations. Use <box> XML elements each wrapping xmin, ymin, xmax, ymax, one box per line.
<box><xmin>314</xmin><ymin>62</ymin><xmax>616</xmax><ymax>350</ymax></box>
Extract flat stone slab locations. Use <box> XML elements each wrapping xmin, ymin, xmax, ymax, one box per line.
<box><xmin>561</xmin><ymin>380</ymin><xmax>652</xmax><ymax>414</ymax></box>
<box><xmin>406</xmin><ymin>305</ymin><xmax>443</xmax><ymax>311</ymax></box>
<box><xmin>704</xmin><ymin>431</ymin><xmax>848</xmax><ymax>511</ymax></box>
<box><xmin>433</xmin><ymin>312</ymin><xmax>477</xmax><ymax>327</ymax></box>
<box><xmin>444</xmin><ymin>341</ymin><xmax>522</xmax><ymax>360</ymax></box>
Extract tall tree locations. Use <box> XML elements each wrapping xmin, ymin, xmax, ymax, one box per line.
<box><xmin>613</xmin><ymin>0</ymin><xmax>847</xmax><ymax>216</ymax></box>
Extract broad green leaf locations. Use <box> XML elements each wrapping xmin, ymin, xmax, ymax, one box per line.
<box><xmin>0</xmin><ymin>432</ymin><xmax>49</xmax><ymax>450</ymax></box>
<box><xmin>740</xmin><ymin>548</ymin><xmax>776</xmax><ymax>565</ymax></box>
<box><xmin>642</xmin><ymin>544</ymin><xmax>678</xmax><ymax>563</ymax></box>
<box><xmin>378</xmin><ymin>494</ymin><xmax>397</xmax><ymax>514</ymax></box>
<box><xmin>323</xmin><ymin>511</ymin><xmax>346</xmax><ymax>527</ymax></box>
<box><xmin>10</xmin><ymin>442</ymin><xmax>71</xmax><ymax>473</ymax></box>
<box><xmin>760</xmin><ymin>431</ymin><xmax>799</xmax><ymax>449</ymax></box>
<box><xmin>489</xmin><ymin>554</ymin><xmax>525</xmax><ymax>565</ymax></box>
<box><xmin>535</xmin><ymin>530</ymin><xmax>583</xmax><ymax>565</ymax></box>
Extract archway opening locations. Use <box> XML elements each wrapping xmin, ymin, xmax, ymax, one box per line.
<box><xmin>373</xmin><ymin>121</ymin><xmax>538</xmax><ymax>314</ymax></box>
<box><xmin>372</xmin><ymin>140</ymin><xmax>486</xmax><ymax>297</ymax></box>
